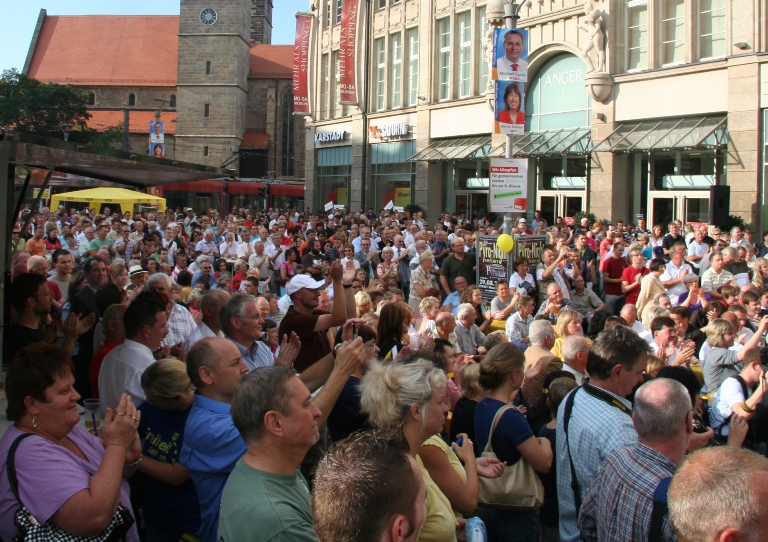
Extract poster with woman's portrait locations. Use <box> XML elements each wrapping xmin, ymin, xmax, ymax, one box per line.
<box><xmin>494</xmin><ymin>80</ymin><xmax>525</xmax><ymax>135</ymax></box>
<box><xmin>149</xmin><ymin>121</ymin><xmax>165</xmax><ymax>157</ymax></box>
<box><xmin>492</xmin><ymin>28</ymin><xmax>528</xmax><ymax>82</ymax></box>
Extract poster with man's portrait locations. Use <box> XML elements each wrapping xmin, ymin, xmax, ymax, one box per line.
<box><xmin>492</xmin><ymin>28</ymin><xmax>529</xmax><ymax>82</ymax></box>
<box><xmin>149</xmin><ymin>121</ymin><xmax>165</xmax><ymax>157</ymax></box>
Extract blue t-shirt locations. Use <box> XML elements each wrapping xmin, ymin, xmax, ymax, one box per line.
<box><xmin>137</xmin><ymin>402</ymin><xmax>201</xmax><ymax>533</ymax></box>
<box><xmin>474</xmin><ymin>397</ymin><xmax>533</xmax><ymax>466</ymax></box>
<box><xmin>327</xmin><ymin>376</ymin><xmax>368</xmax><ymax>442</ymax></box>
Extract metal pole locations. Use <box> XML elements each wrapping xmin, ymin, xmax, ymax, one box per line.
<box><xmin>360</xmin><ymin>0</ymin><xmax>372</xmax><ymax>212</ymax></box>
<box><xmin>502</xmin><ymin>3</ymin><xmax>518</xmax><ymax>235</ymax></box>
<box><xmin>122</xmin><ymin>109</ymin><xmax>130</xmax><ymax>152</ymax></box>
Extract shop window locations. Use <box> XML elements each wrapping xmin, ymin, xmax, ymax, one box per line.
<box><xmin>317</xmin><ymin>146</ymin><xmax>352</xmax><ymax>208</ymax></box>
<box><xmin>539</xmin><ymin>157</ymin><xmax>588</xmax><ymax>190</ymax></box>
<box><xmin>437</xmin><ymin>18</ymin><xmax>451</xmax><ymax>101</ymax></box>
<box><xmin>371</xmin><ymin>141</ymin><xmax>416</xmax><ymax>208</ymax></box>
<box><xmin>626</xmin><ymin>0</ymin><xmax>648</xmax><ymax>71</ymax></box>
<box><xmin>406</xmin><ymin>29</ymin><xmax>419</xmax><ymax>106</ymax></box>
<box><xmin>651</xmin><ymin>151</ymin><xmax>724</xmax><ymax>190</ymax></box>
<box><xmin>699</xmin><ymin>0</ymin><xmax>726</xmax><ymax>59</ymax></box>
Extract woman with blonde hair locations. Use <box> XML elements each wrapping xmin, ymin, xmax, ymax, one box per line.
<box><xmin>475</xmin><ymin>342</ymin><xmax>551</xmax><ymax>541</ymax></box>
<box><xmin>110</xmin><ymin>261</ymin><xmax>129</xmax><ymax>290</ymax></box>
<box><xmin>702</xmin><ymin>316</ymin><xmax>768</xmax><ymax>393</ymax></box>
<box><xmin>550</xmin><ymin>309</ymin><xmax>591</xmax><ymax>360</ymax></box>
<box><xmin>416</xmin><ymin>296</ymin><xmax>441</xmax><ymax>334</ymax></box>
<box><xmin>360</xmin><ymin>359</ymin><xmax>492</xmax><ymax>541</ymax></box>
<box><xmin>354</xmin><ymin>290</ymin><xmax>372</xmax><ymax>318</ymax></box>
<box><xmin>137</xmin><ymin>359</ymin><xmax>200</xmax><ymax>540</ymax></box>
<box><xmin>377</xmin><ymin>246</ymin><xmax>401</xmax><ymax>291</ymax></box>
<box><xmin>752</xmin><ymin>257</ymin><xmax>768</xmax><ymax>289</ymax></box>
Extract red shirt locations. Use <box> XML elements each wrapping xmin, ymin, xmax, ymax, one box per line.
<box><xmin>278</xmin><ymin>306</ymin><xmax>331</xmax><ymax>372</ymax></box>
<box><xmin>601</xmin><ymin>256</ymin><xmax>627</xmax><ymax>296</ymax></box>
<box><xmin>621</xmin><ymin>265</ymin><xmax>650</xmax><ymax>305</ymax></box>
<box><xmin>89</xmin><ymin>340</ymin><xmax>119</xmax><ymax>398</ymax></box>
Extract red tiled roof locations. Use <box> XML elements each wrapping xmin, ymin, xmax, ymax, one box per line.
<box><xmin>87</xmin><ymin>110</ymin><xmax>177</xmax><ymax>134</ymax></box>
<box><xmin>249</xmin><ymin>45</ymin><xmax>293</xmax><ymax>79</ymax></box>
<box><xmin>241</xmin><ymin>130</ymin><xmax>270</xmax><ymax>149</ymax></box>
<box><xmin>27</xmin><ymin>15</ymin><xmax>179</xmax><ymax>86</ymax></box>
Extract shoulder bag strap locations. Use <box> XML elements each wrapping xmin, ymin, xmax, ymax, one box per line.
<box><xmin>563</xmin><ymin>387</ymin><xmax>583</xmax><ymax>515</ymax></box>
<box><xmin>482</xmin><ymin>405</ymin><xmax>514</xmax><ymax>454</ymax></box>
<box><xmin>6</xmin><ymin>433</ymin><xmax>36</xmax><ymax>502</ymax></box>
<box><xmin>648</xmin><ymin>477</ymin><xmax>673</xmax><ymax>542</ymax></box>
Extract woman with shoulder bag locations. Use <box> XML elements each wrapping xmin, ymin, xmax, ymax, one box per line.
<box><xmin>474</xmin><ymin>342</ymin><xmax>553</xmax><ymax>542</ymax></box>
<box><xmin>0</xmin><ymin>344</ymin><xmax>141</xmax><ymax>542</ymax></box>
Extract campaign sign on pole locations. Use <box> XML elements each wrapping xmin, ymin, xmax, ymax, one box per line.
<box><xmin>339</xmin><ymin>0</ymin><xmax>362</xmax><ymax>105</ymax></box>
<box><xmin>513</xmin><ymin>235</ymin><xmax>546</xmax><ymax>269</ymax></box>
<box><xmin>490</xmin><ymin>158</ymin><xmax>528</xmax><ymax>213</ymax></box>
<box><xmin>476</xmin><ymin>235</ymin><xmax>512</xmax><ymax>303</ymax></box>
<box><xmin>293</xmin><ymin>13</ymin><xmax>313</xmax><ymax>115</ymax></box>
<box><xmin>492</xmin><ymin>28</ymin><xmax>528</xmax><ymax>83</ymax></box>
<box><xmin>494</xmin><ymin>81</ymin><xmax>525</xmax><ymax>135</ymax></box>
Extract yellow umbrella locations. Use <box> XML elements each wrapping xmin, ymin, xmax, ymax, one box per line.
<box><xmin>50</xmin><ymin>187</ymin><xmax>166</xmax><ymax>212</ymax></box>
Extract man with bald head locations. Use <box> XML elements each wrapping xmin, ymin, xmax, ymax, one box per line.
<box><xmin>433</xmin><ymin>312</ymin><xmax>460</xmax><ymax>354</ymax></box>
<box><xmin>578</xmin><ymin>378</ymin><xmax>694</xmax><ymax>541</ymax></box>
<box><xmin>620</xmin><ymin>304</ymin><xmax>644</xmax><ymax>334</ymax></box>
<box><xmin>183</xmin><ymin>289</ymin><xmax>230</xmax><ymax>357</ymax></box>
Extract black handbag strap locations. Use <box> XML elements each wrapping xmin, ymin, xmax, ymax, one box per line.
<box><xmin>562</xmin><ymin>387</ymin><xmax>582</xmax><ymax>515</ymax></box>
<box><xmin>6</xmin><ymin>433</ymin><xmax>36</xmax><ymax>503</ymax></box>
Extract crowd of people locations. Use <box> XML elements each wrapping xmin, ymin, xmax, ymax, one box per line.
<box><xmin>3</xmin><ymin>202</ymin><xmax>768</xmax><ymax>542</ymax></box>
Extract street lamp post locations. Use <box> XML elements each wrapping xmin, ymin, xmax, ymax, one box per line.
<box><xmin>501</xmin><ymin>1</ymin><xmax>530</xmax><ymax>235</ymax></box>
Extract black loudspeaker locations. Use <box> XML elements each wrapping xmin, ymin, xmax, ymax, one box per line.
<box><xmin>709</xmin><ymin>185</ymin><xmax>730</xmax><ymax>227</ymax></box>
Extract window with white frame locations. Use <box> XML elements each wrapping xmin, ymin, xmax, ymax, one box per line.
<box><xmin>374</xmin><ymin>38</ymin><xmax>386</xmax><ymax>111</ymax></box>
<box><xmin>437</xmin><ymin>18</ymin><xmax>451</xmax><ymax>101</ymax></box>
<box><xmin>457</xmin><ymin>12</ymin><xmax>472</xmax><ymax>98</ymax></box>
<box><xmin>478</xmin><ymin>7</ymin><xmax>490</xmax><ymax>94</ymax></box>
<box><xmin>375</xmin><ymin>0</ymin><xmax>386</xmax><ymax>10</ymax></box>
<box><xmin>320</xmin><ymin>53</ymin><xmax>330</xmax><ymax>119</ymax></box>
<box><xmin>332</xmin><ymin>51</ymin><xmax>341</xmax><ymax>118</ymax></box>
<box><xmin>335</xmin><ymin>0</ymin><xmax>342</xmax><ymax>25</ymax></box>
<box><xmin>390</xmin><ymin>33</ymin><xmax>403</xmax><ymax>108</ymax></box>
<box><xmin>626</xmin><ymin>0</ymin><xmax>648</xmax><ymax>71</ymax></box>
<box><xmin>661</xmin><ymin>0</ymin><xmax>685</xmax><ymax>65</ymax></box>
<box><xmin>699</xmin><ymin>0</ymin><xmax>726</xmax><ymax>59</ymax></box>
<box><xmin>324</xmin><ymin>0</ymin><xmax>331</xmax><ymax>28</ymax></box>
<box><xmin>406</xmin><ymin>28</ymin><xmax>419</xmax><ymax>106</ymax></box>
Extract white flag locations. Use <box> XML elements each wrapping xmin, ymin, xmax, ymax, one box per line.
<box><xmin>324</xmin><ymin>201</ymin><xmax>334</xmax><ymax>211</ymax></box>
<box><xmin>384</xmin><ymin>200</ymin><xmax>394</xmax><ymax>210</ymax></box>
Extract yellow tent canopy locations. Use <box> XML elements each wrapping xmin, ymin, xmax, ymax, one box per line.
<box><xmin>50</xmin><ymin>187</ymin><xmax>166</xmax><ymax>212</ymax></box>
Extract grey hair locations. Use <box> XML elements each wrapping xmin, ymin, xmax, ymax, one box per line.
<box><xmin>220</xmin><ymin>293</ymin><xmax>257</xmax><ymax>336</ymax></box>
<box><xmin>360</xmin><ymin>359</ymin><xmax>447</xmax><ymax>431</ymax></box>
<box><xmin>456</xmin><ymin>303</ymin><xmax>475</xmax><ymax>321</ymax></box>
<box><xmin>196</xmin><ymin>254</ymin><xmax>210</xmax><ymax>265</ymax></box>
<box><xmin>204</xmin><ymin>228</ymin><xmax>214</xmax><ymax>236</ymax></box>
<box><xmin>231</xmin><ymin>366</ymin><xmax>294</xmax><ymax>444</ymax></box>
<box><xmin>529</xmin><ymin>319</ymin><xmax>554</xmax><ymax>346</ymax></box>
<box><xmin>633</xmin><ymin>378</ymin><xmax>691</xmax><ymax>441</ymax></box>
<box><xmin>562</xmin><ymin>335</ymin><xmax>590</xmax><ymax>366</ymax></box>
<box><xmin>642</xmin><ymin>304</ymin><xmax>670</xmax><ymax>331</ymax></box>
<box><xmin>147</xmin><ymin>272</ymin><xmax>172</xmax><ymax>290</ymax></box>
<box><xmin>669</xmin><ymin>447</ymin><xmax>768</xmax><ymax>542</ymax></box>
<box><xmin>722</xmin><ymin>246</ymin><xmax>738</xmax><ymax>259</ymax></box>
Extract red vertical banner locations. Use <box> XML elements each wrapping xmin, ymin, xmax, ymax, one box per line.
<box><xmin>293</xmin><ymin>13</ymin><xmax>312</xmax><ymax>115</ymax></box>
<box><xmin>339</xmin><ymin>0</ymin><xmax>361</xmax><ymax>105</ymax></box>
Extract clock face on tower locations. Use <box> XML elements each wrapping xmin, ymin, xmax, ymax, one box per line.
<box><xmin>200</xmin><ymin>8</ymin><xmax>218</xmax><ymax>25</ymax></box>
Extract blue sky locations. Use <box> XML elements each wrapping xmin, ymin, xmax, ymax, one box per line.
<box><xmin>1</xmin><ymin>0</ymin><xmax>311</xmax><ymax>73</ymax></box>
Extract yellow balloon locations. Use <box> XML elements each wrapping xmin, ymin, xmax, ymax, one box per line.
<box><xmin>497</xmin><ymin>234</ymin><xmax>514</xmax><ymax>253</ymax></box>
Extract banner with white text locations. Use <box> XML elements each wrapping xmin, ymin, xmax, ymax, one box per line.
<box><xmin>490</xmin><ymin>158</ymin><xmax>528</xmax><ymax>213</ymax></box>
<box><xmin>339</xmin><ymin>0</ymin><xmax>362</xmax><ymax>105</ymax></box>
<box><xmin>293</xmin><ymin>13</ymin><xmax>313</xmax><ymax>115</ymax></box>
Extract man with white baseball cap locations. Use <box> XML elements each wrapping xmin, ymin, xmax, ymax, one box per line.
<box><xmin>279</xmin><ymin>259</ymin><xmax>356</xmax><ymax>372</ymax></box>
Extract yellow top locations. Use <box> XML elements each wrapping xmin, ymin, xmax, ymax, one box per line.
<box><xmin>550</xmin><ymin>336</ymin><xmax>593</xmax><ymax>361</ymax></box>
<box><xmin>416</xmin><ymin>453</ymin><xmax>458</xmax><ymax>542</ymax></box>
<box><xmin>422</xmin><ymin>435</ymin><xmax>467</xmax><ymax>518</ymax></box>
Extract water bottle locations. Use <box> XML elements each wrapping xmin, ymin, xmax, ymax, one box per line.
<box><xmin>466</xmin><ymin>517</ymin><xmax>487</xmax><ymax>542</ymax></box>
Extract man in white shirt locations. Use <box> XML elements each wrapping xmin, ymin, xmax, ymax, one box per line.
<box><xmin>98</xmin><ymin>296</ymin><xmax>167</xmax><ymax>413</ymax></box>
<box><xmin>660</xmin><ymin>243</ymin><xmax>694</xmax><ymax>306</ymax></box>
<box><xmin>495</xmin><ymin>29</ymin><xmax>528</xmax><ymax>77</ymax></box>
<box><xmin>620</xmin><ymin>304</ymin><xmax>645</xmax><ymax>334</ymax></box>
<box><xmin>687</xmin><ymin>228</ymin><xmax>710</xmax><ymax>272</ymax></box>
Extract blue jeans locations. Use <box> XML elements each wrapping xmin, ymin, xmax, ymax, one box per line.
<box><xmin>477</xmin><ymin>506</ymin><xmax>539</xmax><ymax>542</ymax></box>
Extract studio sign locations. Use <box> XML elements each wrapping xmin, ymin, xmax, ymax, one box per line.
<box><xmin>315</xmin><ymin>131</ymin><xmax>349</xmax><ymax>143</ymax></box>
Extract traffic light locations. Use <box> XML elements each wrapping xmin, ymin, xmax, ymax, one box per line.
<box><xmin>258</xmin><ymin>185</ymin><xmax>268</xmax><ymax>199</ymax></box>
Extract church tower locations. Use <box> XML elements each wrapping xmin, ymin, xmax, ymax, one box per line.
<box><xmin>175</xmin><ymin>0</ymin><xmax>251</xmax><ymax>171</ymax></box>
<box><xmin>250</xmin><ymin>0</ymin><xmax>273</xmax><ymax>45</ymax></box>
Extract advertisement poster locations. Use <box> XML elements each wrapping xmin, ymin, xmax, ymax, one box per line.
<box><xmin>293</xmin><ymin>13</ymin><xmax>313</xmax><ymax>115</ymax></box>
<box><xmin>490</xmin><ymin>158</ymin><xmax>528</xmax><ymax>213</ymax></box>
<box><xmin>492</xmin><ymin>28</ymin><xmax>528</xmax><ymax>82</ymax></box>
<box><xmin>476</xmin><ymin>235</ymin><xmax>511</xmax><ymax>303</ymax></box>
<box><xmin>494</xmin><ymin>81</ymin><xmax>525</xmax><ymax>135</ymax></box>
<box><xmin>339</xmin><ymin>0</ymin><xmax>362</xmax><ymax>104</ymax></box>
<box><xmin>513</xmin><ymin>235</ymin><xmax>546</xmax><ymax>269</ymax></box>
<box><xmin>149</xmin><ymin>121</ymin><xmax>164</xmax><ymax>157</ymax></box>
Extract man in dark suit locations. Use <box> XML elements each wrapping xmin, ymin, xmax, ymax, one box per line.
<box><xmin>354</xmin><ymin>236</ymin><xmax>380</xmax><ymax>282</ymax></box>
<box><xmin>70</xmin><ymin>258</ymin><xmax>107</xmax><ymax>399</ymax></box>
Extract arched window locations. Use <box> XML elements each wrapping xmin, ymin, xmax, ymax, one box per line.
<box><xmin>87</xmin><ymin>92</ymin><xmax>95</xmax><ymax>106</ymax></box>
<box><xmin>128</xmin><ymin>93</ymin><xmax>136</xmax><ymax>106</ymax></box>
<box><xmin>169</xmin><ymin>94</ymin><xmax>176</xmax><ymax>108</ymax></box>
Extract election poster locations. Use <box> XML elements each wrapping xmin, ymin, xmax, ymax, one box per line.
<box><xmin>492</xmin><ymin>28</ymin><xmax>528</xmax><ymax>82</ymax></box>
<box><xmin>494</xmin><ymin>81</ymin><xmax>525</xmax><ymax>135</ymax></box>
<box><xmin>490</xmin><ymin>158</ymin><xmax>528</xmax><ymax>213</ymax></box>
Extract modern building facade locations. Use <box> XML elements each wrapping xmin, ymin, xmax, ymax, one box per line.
<box><xmin>304</xmin><ymin>0</ymin><xmax>768</xmax><ymax>230</ymax></box>
<box><xmin>21</xmin><ymin>0</ymin><xmax>306</xmax><ymax>211</ymax></box>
